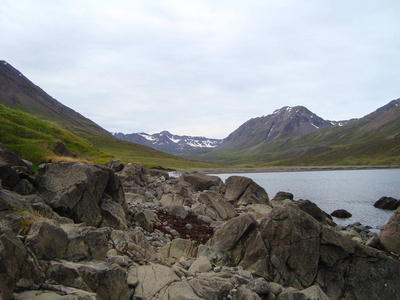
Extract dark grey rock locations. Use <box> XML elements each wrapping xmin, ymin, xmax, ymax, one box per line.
<box><xmin>53</xmin><ymin>141</ymin><xmax>75</xmax><ymax>157</ymax></box>
<box><xmin>272</xmin><ymin>191</ymin><xmax>294</xmax><ymax>201</ymax></box>
<box><xmin>374</xmin><ymin>196</ymin><xmax>400</xmax><ymax>210</ymax></box>
<box><xmin>181</xmin><ymin>172</ymin><xmax>223</xmax><ymax>192</ymax></box>
<box><xmin>295</xmin><ymin>199</ymin><xmax>335</xmax><ymax>226</ymax></box>
<box><xmin>331</xmin><ymin>209</ymin><xmax>352</xmax><ymax>218</ymax></box>
<box><xmin>225</xmin><ymin>176</ymin><xmax>269</xmax><ymax>206</ymax></box>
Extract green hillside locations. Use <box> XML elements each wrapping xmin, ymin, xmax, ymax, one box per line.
<box><xmin>0</xmin><ymin>104</ymin><xmax>111</xmax><ymax>164</ymax></box>
<box><xmin>0</xmin><ymin>61</ymin><xmax>228</xmax><ymax>169</ymax></box>
<box><xmin>0</xmin><ymin>104</ymin><xmax>226</xmax><ymax>169</ymax></box>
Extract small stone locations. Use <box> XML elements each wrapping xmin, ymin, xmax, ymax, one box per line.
<box><xmin>185</xmin><ymin>223</ymin><xmax>193</xmax><ymax>230</ymax></box>
<box><xmin>170</xmin><ymin>229</ymin><xmax>180</xmax><ymax>238</ymax></box>
<box><xmin>366</xmin><ymin>235</ymin><xmax>380</xmax><ymax>249</ymax></box>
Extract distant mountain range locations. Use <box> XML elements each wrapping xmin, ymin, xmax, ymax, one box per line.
<box><xmin>2</xmin><ymin>59</ymin><xmax>400</xmax><ymax>167</ymax></box>
<box><xmin>192</xmin><ymin>99</ymin><xmax>400</xmax><ymax>165</ymax></box>
<box><xmin>113</xmin><ymin>98</ymin><xmax>400</xmax><ymax>166</ymax></box>
<box><xmin>113</xmin><ymin>131</ymin><xmax>222</xmax><ymax>154</ymax></box>
<box><xmin>114</xmin><ymin>106</ymin><xmax>356</xmax><ymax>155</ymax></box>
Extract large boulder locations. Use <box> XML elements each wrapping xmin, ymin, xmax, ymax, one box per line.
<box><xmin>379</xmin><ymin>206</ymin><xmax>400</xmax><ymax>255</ymax></box>
<box><xmin>99</xmin><ymin>198</ymin><xmax>128</xmax><ymax>229</ymax></box>
<box><xmin>61</xmin><ymin>223</ymin><xmax>110</xmax><ymax>261</ymax></box>
<box><xmin>110</xmin><ymin>228</ymin><xmax>159</xmax><ymax>262</ymax></box>
<box><xmin>107</xmin><ymin>159</ymin><xmax>124</xmax><ymax>172</ymax></box>
<box><xmin>0</xmin><ymin>224</ymin><xmax>44</xmax><ymax>299</ymax></box>
<box><xmin>262</xmin><ymin>206</ymin><xmax>400</xmax><ymax>299</ymax></box>
<box><xmin>208</xmin><ymin>213</ymin><xmax>258</xmax><ymax>253</ymax></box>
<box><xmin>129</xmin><ymin>264</ymin><xmax>180</xmax><ymax>299</ymax></box>
<box><xmin>46</xmin><ymin>260</ymin><xmax>129</xmax><ymax>300</ymax></box>
<box><xmin>0</xmin><ymin>164</ymin><xmax>21</xmax><ymax>190</ymax></box>
<box><xmin>188</xmin><ymin>272</ymin><xmax>234</xmax><ymax>300</ymax></box>
<box><xmin>161</xmin><ymin>238</ymin><xmax>197</xmax><ymax>259</ymax></box>
<box><xmin>208</xmin><ymin>204</ymin><xmax>400</xmax><ymax>299</ymax></box>
<box><xmin>37</xmin><ymin>162</ymin><xmax>127</xmax><ymax>227</ymax></box>
<box><xmin>271</xmin><ymin>191</ymin><xmax>294</xmax><ymax>201</ymax></box>
<box><xmin>13</xmin><ymin>288</ymin><xmax>100</xmax><ymax>299</ymax></box>
<box><xmin>197</xmin><ymin>191</ymin><xmax>237</xmax><ymax>221</ymax></box>
<box><xmin>260</xmin><ymin>205</ymin><xmax>321</xmax><ymax>289</ymax></box>
<box><xmin>180</xmin><ymin>172</ymin><xmax>224</xmax><ymax>192</ymax></box>
<box><xmin>295</xmin><ymin>199</ymin><xmax>335</xmax><ymax>226</ymax></box>
<box><xmin>224</xmin><ymin>176</ymin><xmax>269</xmax><ymax>206</ymax></box>
<box><xmin>0</xmin><ymin>143</ymin><xmax>30</xmax><ymax>168</ymax></box>
<box><xmin>25</xmin><ymin>220</ymin><xmax>69</xmax><ymax>260</ymax></box>
<box><xmin>0</xmin><ymin>189</ymin><xmax>33</xmax><ymax>214</ymax></box>
<box><xmin>117</xmin><ymin>163</ymin><xmax>150</xmax><ymax>187</ymax></box>
<box><xmin>53</xmin><ymin>141</ymin><xmax>75</xmax><ymax>157</ymax></box>
<box><xmin>374</xmin><ymin>196</ymin><xmax>400</xmax><ymax>210</ymax></box>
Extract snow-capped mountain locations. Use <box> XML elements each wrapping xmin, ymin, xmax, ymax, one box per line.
<box><xmin>113</xmin><ymin>131</ymin><xmax>223</xmax><ymax>154</ymax></box>
<box><xmin>218</xmin><ymin>105</ymin><xmax>340</xmax><ymax>151</ymax></box>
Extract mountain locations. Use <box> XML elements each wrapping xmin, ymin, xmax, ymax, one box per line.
<box><xmin>193</xmin><ymin>100</ymin><xmax>400</xmax><ymax>166</ymax></box>
<box><xmin>113</xmin><ymin>131</ymin><xmax>223</xmax><ymax>154</ymax></box>
<box><xmin>0</xmin><ymin>60</ymin><xmax>109</xmax><ymax>138</ymax></box>
<box><xmin>217</xmin><ymin>106</ymin><xmax>354</xmax><ymax>152</ymax></box>
<box><xmin>0</xmin><ymin>61</ymin><xmax>223</xmax><ymax>169</ymax></box>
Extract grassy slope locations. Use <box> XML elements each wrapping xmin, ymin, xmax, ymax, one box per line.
<box><xmin>0</xmin><ymin>105</ymin><xmax>227</xmax><ymax>169</ymax></box>
<box><xmin>0</xmin><ymin>61</ymin><xmax>228</xmax><ymax>169</ymax></box>
<box><xmin>0</xmin><ymin>104</ymin><xmax>111</xmax><ymax>164</ymax></box>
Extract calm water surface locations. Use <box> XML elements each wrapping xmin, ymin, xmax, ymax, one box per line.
<box><xmin>216</xmin><ymin>169</ymin><xmax>400</xmax><ymax>232</ymax></box>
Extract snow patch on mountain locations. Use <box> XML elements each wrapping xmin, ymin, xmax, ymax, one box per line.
<box><xmin>113</xmin><ymin>131</ymin><xmax>223</xmax><ymax>154</ymax></box>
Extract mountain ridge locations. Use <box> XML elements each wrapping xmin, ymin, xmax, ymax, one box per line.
<box><xmin>0</xmin><ymin>60</ymin><xmax>109</xmax><ymax>138</ymax></box>
<box><xmin>193</xmin><ymin>98</ymin><xmax>400</xmax><ymax>165</ymax></box>
<box><xmin>113</xmin><ymin>130</ymin><xmax>223</xmax><ymax>154</ymax></box>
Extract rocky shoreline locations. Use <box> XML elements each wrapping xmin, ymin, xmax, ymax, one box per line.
<box><xmin>1</xmin><ymin>143</ymin><xmax>400</xmax><ymax>299</ymax></box>
<box><xmin>174</xmin><ymin>165</ymin><xmax>400</xmax><ymax>175</ymax></box>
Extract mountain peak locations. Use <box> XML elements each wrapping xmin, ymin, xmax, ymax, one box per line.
<box><xmin>221</xmin><ymin>105</ymin><xmax>335</xmax><ymax>150</ymax></box>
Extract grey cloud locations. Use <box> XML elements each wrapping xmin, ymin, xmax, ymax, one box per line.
<box><xmin>1</xmin><ymin>0</ymin><xmax>400</xmax><ymax>138</ymax></box>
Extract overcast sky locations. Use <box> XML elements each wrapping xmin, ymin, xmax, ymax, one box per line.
<box><xmin>1</xmin><ymin>1</ymin><xmax>400</xmax><ymax>139</ymax></box>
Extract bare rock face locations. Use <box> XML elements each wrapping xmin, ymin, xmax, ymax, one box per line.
<box><xmin>224</xmin><ymin>176</ymin><xmax>270</xmax><ymax>206</ymax></box>
<box><xmin>37</xmin><ymin>162</ymin><xmax>127</xmax><ymax>228</ymax></box>
<box><xmin>379</xmin><ymin>206</ymin><xmax>400</xmax><ymax>255</ymax></box>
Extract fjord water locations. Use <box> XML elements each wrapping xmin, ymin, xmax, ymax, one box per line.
<box><xmin>217</xmin><ymin>169</ymin><xmax>400</xmax><ymax>232</ymax></box>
